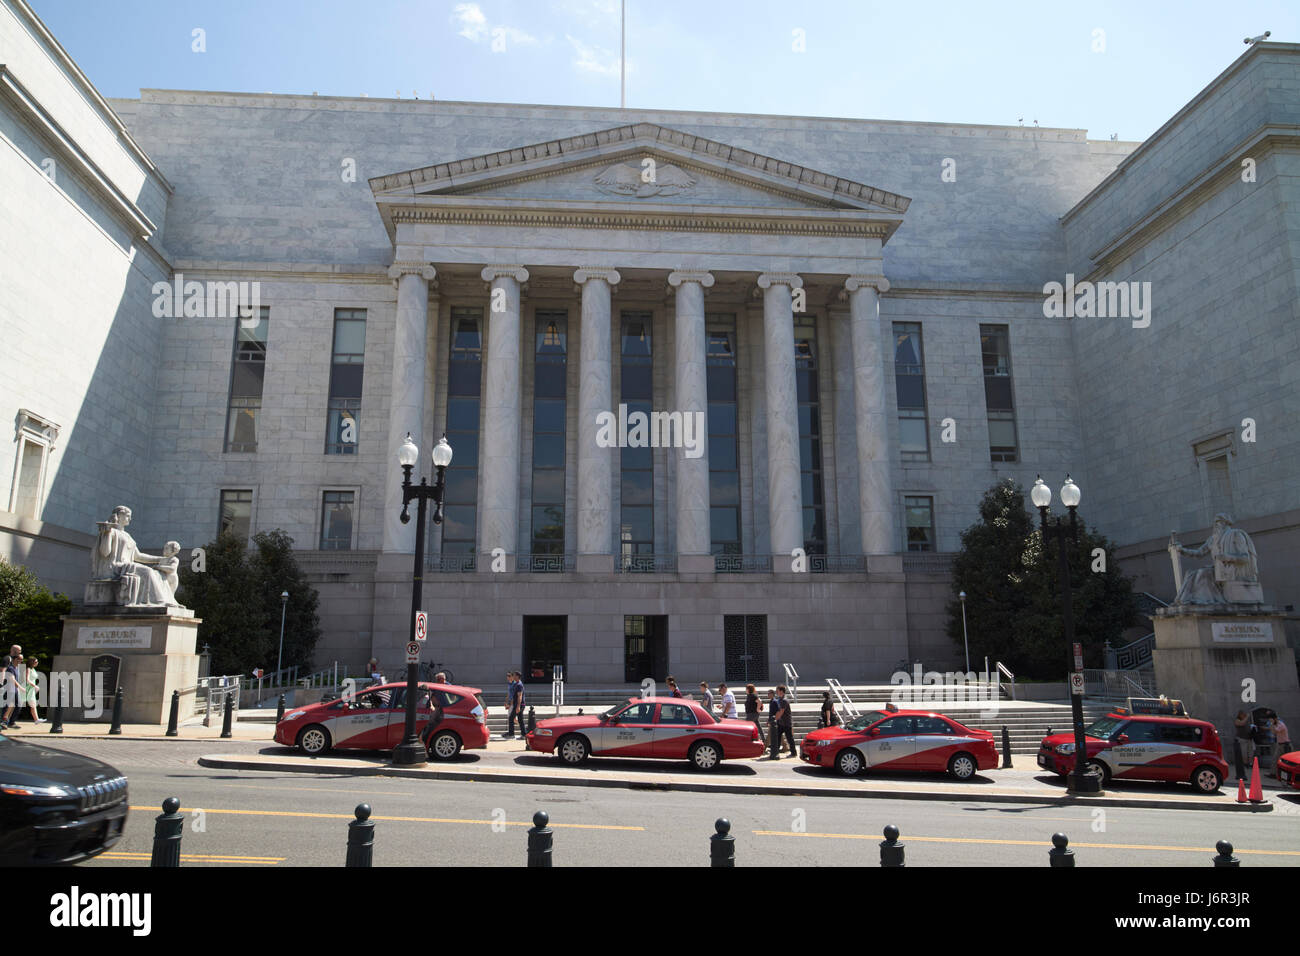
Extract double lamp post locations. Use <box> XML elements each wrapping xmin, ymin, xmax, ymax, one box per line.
<box><xmin>1032</xmin><ymin>474</ymin><xmax>1102</xmax><ymax>796</ymax></box>
<box><xmin>392</xmin><ymin>432</ymin><xmax>453</xmax><ymax>766</ymax></box>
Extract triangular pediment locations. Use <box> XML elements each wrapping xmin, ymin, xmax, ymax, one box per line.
<box><xmin>371</xmin><ymin>122</ymin><xmax>908</xmax><ymax>213</ymax></box>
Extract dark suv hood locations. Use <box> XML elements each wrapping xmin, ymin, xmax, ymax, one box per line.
<box><xmin>0</xmin><ymin>735</ymin><xmax>124</xmax><ymax>790</ymax></box>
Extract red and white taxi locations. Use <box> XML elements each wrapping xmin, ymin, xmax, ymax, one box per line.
<box><xmin>274</xmin><ymin>681</ymin><xmax>489</xmax><ymax>760</ymax></box>
<box><xmin>1037</xmin><ymin>711</ymin><xmax>1229</xmax><ymax>792</ymax></box>
<box><xmin>801</xmin><ymin>709</ymin><xmax>998</xmax><ymax>780</ymax></box>
<box><xmin>527</xmin><ymin>697</ymin><xmax>766</xmax><ymax>771</ymax></box>
<box><xmin>1276</xmin><ymin>750</ymin><xmax>1300</xmax><ymax>789</ymax></box>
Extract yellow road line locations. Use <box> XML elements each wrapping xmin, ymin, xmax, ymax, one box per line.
<box><xmin>752</xmin><ymin>830</ymin><xmax>1300</xmax><ymax>855</ymax></box>
<box><xmin>127</xmin><ymin>805</ymin><xmax>642</xmax><ymax>830</ymax></box>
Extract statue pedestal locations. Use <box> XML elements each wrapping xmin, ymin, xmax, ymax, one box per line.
<box><xmin>1152</xmin><ymin>605</ymin><xmax>1299</xmax><ymax>742</ymax></box>
<box><xmin>54</xmin><ymin>611</ymin><xmax>202</xmax><ymax>724</ymax></box>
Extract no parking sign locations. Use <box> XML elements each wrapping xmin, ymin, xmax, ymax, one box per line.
<box><xmin>406</xmin><ymin>641</ymin><xmax>421</xmax><ymax>664</ymax></box>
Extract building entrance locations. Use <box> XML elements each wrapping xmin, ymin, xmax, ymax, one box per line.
<box><xmin>624</xmin><ymin>615</ymin><xmax>668</xmax><ymax>683</ymax></box>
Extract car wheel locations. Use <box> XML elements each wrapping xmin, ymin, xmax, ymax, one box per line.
<box><xmin>836</xmin><ymin>748</ymin><xmax>863</xmax><ymax>776</ymax></box>
<box><xmin>689</xmin><ymin>740</ymin><xmax>722</xmax><ymax>771</ymax></box>
<box><xmin>1191</xmin><ymin>765</ymin><xmax>1222</xmax><ymax>793</ymax></box>
<box><xmin>429</xmin><ymin>730</ymin><xmax>461</xmax><ymax>761</ymax></box>
<box><xmin>297</xmin><ymin>725</ymin><xmax>331</xmax><ymax>756</ymax></box>
<box><xmin>557</xmin><ymin>734</ymin><xmax>589</xmax><ymax>765</ymax></box>
<box><xmin>1085</xmin><ymin>759</ymin><xmax>1111</xmax><ymax>786</ymax></box>
<box><xmin>948</xmin><ymin>751</ymin><xmax>977</xmax><ymax>781</ymax></box>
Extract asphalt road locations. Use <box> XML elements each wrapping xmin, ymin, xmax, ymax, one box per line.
<box><xmin>36</xmin><ymin>738</ymin><xmax>1300</xmax><ymax>867</ymax></box>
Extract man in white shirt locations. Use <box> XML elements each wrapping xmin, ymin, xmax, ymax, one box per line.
<box><xmin>717</xmin><ymin>684</ymin><xmax>737</xmax><ymax>719</ymax></box>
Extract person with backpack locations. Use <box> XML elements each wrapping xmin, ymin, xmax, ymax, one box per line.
<box><xmin>819</xmin><ymin>691</ymin><xmax>838</xmax><ymax>729</ymax></box>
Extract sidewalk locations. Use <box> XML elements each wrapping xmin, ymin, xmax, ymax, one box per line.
<box><xmin>1</xmin><ymin>718</ymin><xmax>271</xmax><ymax>741</ymax></box>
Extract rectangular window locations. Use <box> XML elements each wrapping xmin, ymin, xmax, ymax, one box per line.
<box><xmin>620</xmin><ymin>312</ymin><xmax>654</xmax><ymax>569</ymax></box>
<box><xmin>219</xmin><ymin>489</ymin><xmax>252</xmax><ymax>542</ymax></box>
<box><xmin>706</xmin><ymin>314</ymin><xmax>741</xmax><ymax>568</ymax></box>
<box><xmin>530</xmin><ymin>311</ymin><xmax>567</xmax><ymax>565</ymax></box>
<box><xmin>325</xmin><ymin>309</ymin><xmax>366</xmax><ymax>454</ymax></box>
<box><xmin>795</xmin><ymin>316</ymin><xmax>826</xmax><ymax>555</ymax></box>
<box><xmin>320</xmin><ymin>491</ymin><xmax>354</xmax><ymax>550</ymax></box>
<box><xmin>980</xmin><ymin>325</ymin><xmax>1018</xmax><ymax>462</ymax></box>
<box><xmin>441</xmin><ymin>308</ymin><xmax>483</xmax><ymax>563</ymax></box>
<box><xmin>12</xmin><ymin>438</ymin><xmax>44</xmax><ymax>519</ymax></box>
<box><xmin>894</xmin><ymin>323</ymin><xmax>930</xmax><ymax>460</ymax></box>
<box><xmin>905</xmin><ymin>495</ymin><xmax>935</xmax><ymax>552</ymax></box>
<box><xmin>225</xmin><ymin>308</ymin><xmax>269</xmax><ymax>453</ymax></box>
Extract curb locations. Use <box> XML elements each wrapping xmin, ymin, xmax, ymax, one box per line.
<box><xmin>195</xmin><ymin>753</ymin><xmax>1272</xmax><ymax>813</ymax></box>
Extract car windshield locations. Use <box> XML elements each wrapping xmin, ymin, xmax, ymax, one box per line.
<box><xmin>842</xmin><ymin>711</ymin><xmax>888</xmax><ymax>732</ymax></box>
<box><xmin>600</xmin><ymin>705</ymin><xmax>623</xmax><ymax>719</ymax></box>
<box><xmin>1084</xmin><ymin>716</ymin><xmax>1126</xmax><ymax>739</ymax></box>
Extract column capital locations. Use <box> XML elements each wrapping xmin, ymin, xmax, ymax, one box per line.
<box><xmin>757</xmin><ymin>272</ymin><xmax>803</xmax><ymax>290</ymax></box>
<box><xmin>844</xmin><ymin>273</ymin><xmax>890</xmax><ymax>294</ymax></box>
<box><xmin>573</xmin><ymin>266</ymin><xmax>622</xmax><ymax>286</ymax></box>
<box><xmin>387</xmin><ymin>261</ymin><xmax>436</xmax><ymax>285</ymax></box>
<box><xmin>667</xmin><ymin>269</ymin><xmax>715</xmax><ymax>289</ymax></box>
<box><xmin>481</xmin><ymin>265</ymin><xmax>529</xmax><ymax>283</ymax></box>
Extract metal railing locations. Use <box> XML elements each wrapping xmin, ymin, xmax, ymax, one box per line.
<box><xmin>826</xmin><ymin>678</ymin><xmax>860</xmax><ymax>720</ymax></box>
<box><xmin>617</xmin><ymin>554</ymin><xmax>678</xmax><ymax>573</ymax></box>
<box><xmin>522</xmin><ymin>553</ymin><xmax>576</xmax><ymax>572</ymax></box>
<box><xmin>809</xmin><ymin>554</ymin><xmax>867</xmax><ymax>573</ymax></box>
<box><xmin>902</xmin><ymin>553</ymin><xmax>957</xmax><ymax>573</ymax></box>
<box><xmin>1111</xmin><ymin>634</ymin><xmax>1155</xmax><ymax>670</ymax></box>
<box><xmin>1083</xmin><ymin>668</ymin><xmax>1158</xmax><ymax>701</ymax></box>
<box><xmin>426</xmin><ymin>553</ymin><xmax>477</xmax><ymax>572</ymax></box>
<box><xmin>782</xmin><ymin>663</ymin><xmax>800</xmax><ymax>702</ymax></box>
<box><xmin>996</xmin><ymin>661</ymin><xmax>1017</xmax><ymax>701</ymax></box>
<box><xmin>715</xmin><ymin>554</ymin><xmax>771</xmax><ymax>573</ymax></box>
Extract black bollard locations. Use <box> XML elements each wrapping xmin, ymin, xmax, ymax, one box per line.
<box><xmin>165</xmin><ymin>691</ymin><xmax>180</xmax><ymax>737</ymax></box>
<box><xmin>108</xmin><ymin>686</ymin><xmax>124</xmax><ymax>735</ymax></box>
<box><xmin>710</xmin><ymin>818</ymin><xmax>735</xmax><ymax>867</ymax></box>
<box><xmin>880</xmin><ymin>824</ymin><xmax>905</xmax><ymax>867</ymax></box>
<box><xmin>50</xmin><ymin>702</ymin><xmax>63</xmax><ymax>734</ymax></box>
<box><xmin>220</xmin><ymin>692</ymin><xmax>233</xmax><ymax>738</ymax></box>
<box><xmin>151</xmin><ymin>797</ymin><xmax>184</xmax><ymax>867</ymax></box>
<box><xmin>276</xmin><ymin>693</ymin><xmax>286</xmax><ymax>725</ymax></box>
<box><xmin>527</xmin><ymin>810</ymin><xmax>553</xmax><ymax>867</ymax></box>
<box><xmin>1001</xmin><ymin>726</ymin><xmax>1013</xmax><ymax>769</ymax></box>
<box><xmin>346</xmin><ymin>804</ymin><xmax>374</xmax><ymax>867</ymax></box>
<box><xmin>527</xmin><ymin>706</ymin><xmax>537</xmax><ymax>734</ymax></box>
<box><xmin>1212</xmin><ymin>840</ymin><xmax>1240</xmax><ymax>867</ymax></box>
<box><xmin>1049</xmin><ymin>832</ymin><xmax>1075</xmax><ymax>867</ymax></box>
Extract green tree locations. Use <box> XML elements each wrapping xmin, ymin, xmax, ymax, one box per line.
<box><xmin>0</xmin><ymin>556</ymin><xmax>42</xmax><ymax>631</ymax></box>
<box><xmin>178</xmin><ymin>530</ymin><xmax>321</xmax><ymax>676</ymax></box>
<box><xmin>947</xmin><ymin>479</ymin><xmax>1139</xmax><ymax>680</ymax></box>
<box><xmin>1</xmin><ymin>591</ymin><xmax>71</xmax><ymax>669</ymax></box>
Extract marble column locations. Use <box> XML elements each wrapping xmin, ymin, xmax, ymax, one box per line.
<box><xmin>479</xmin><ymin>265</ymin><xmax>528</xmax><ymax>571</ymax></box>
<box><xmin>668</xmin><ymin>270</ymin><xmax>714</xmax><ymax>570</ymax></box>
<box><xmin>382</xmin><ymin>262</ymin><xmax>436</xmax><ymax>554</ymax></box>
<box><xmin>574</xmin><ymin>267</ymin><xmax>620</xmax><ymax>572</ymax></box>
<box><xmin>757</xmin><ymin>272</ymin><xmax>805</xmax><ymax>560</ymax></box>
<box><xmin>846</xmin><ymin>274</ymin><xmax>895</xmax><ymax>555</ymax></box>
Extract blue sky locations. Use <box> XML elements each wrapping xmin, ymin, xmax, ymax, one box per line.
<box><xmin>28</xmin><ymin>0</ymin><xmax>1300</xmax><ymax>139</ymax></box>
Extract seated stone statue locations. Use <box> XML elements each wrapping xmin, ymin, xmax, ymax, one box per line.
<box><xmin>87</xmin><ymin>506</ymin><xmax>186</xmax><ymax>609</ymax></box>
<box><xmin>1169</xmin><ymin>514</ymin><xmax>1261</xmax><ymax>606</ymax></box>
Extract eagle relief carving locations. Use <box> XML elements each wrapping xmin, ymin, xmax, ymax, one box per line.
<box><xmin>593</xmin><ymin>160</ymin><xmax>697</xmax><ymax>197</ymax></box>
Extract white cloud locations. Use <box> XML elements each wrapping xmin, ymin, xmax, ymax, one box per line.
<box><xmin>566</xmin><ymin>34</ymin><xmax>621</xmax><ymax>77</ymax></box>
<box><xmin>451</xmin><ymin>3</ymin><xmax>488</xmax><ymax>42</ymax></box>
<box><xmin>452</xmin><ymin>3</ymin><xmax>540</xmax><ymax>48</ymax></box>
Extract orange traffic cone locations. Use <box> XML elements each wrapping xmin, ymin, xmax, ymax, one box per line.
<box><xmin>1236</xmin><ymin>777</ymin><xmax>1247</xmax><ymax>803</ymax></box>
<box><xmin>1248</xmin><ymin>757</ymin><xmax>1264</xmax><ymax>802</ymax></box>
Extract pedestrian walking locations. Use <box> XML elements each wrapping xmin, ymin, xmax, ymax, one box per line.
<box><xmin>766</xmin><ymin>688</ymin><xmax>789</xmax><ymax>754</ymax></box>
<box><xmin>503</xmin><ymin>670</ymin><xmax>525</xmax><ymax>739</ymax></box>
<box><xmin>1</xmin><ymin>655</ymin><xmax>19</xmax><ymax>728</ymax></box>
<box><xmin>1233</xmin><ymin>710</ymin><xmax>1255</xmax><ymax>772</ymax></box>
<box><xmin>718</xmin><ymin>683</ymin><xmax>737</xmax><ymax>719</ymax></box>
<box><xmin>699</xmin><ymin>681</ymin><xmax>714</xmax><ymax>714</ymax></box>
<box><xmin>769</xmin><ymin>685</ymin><xmax>796</xmax><ymax>759</ymax></box>
<box><xmin>666</xmin><ymin>676</ymin><xmax>683</xmax><ymax>698</ymax></box>
<box><xmin>819</xmin><ymin>691</ymin><xmax>837</xmax><ymax>729</ymax></box>
<box><xmin>744</xmin><ymin>683</ymin><xmax>766</xmax><ymax>745</ymax></box>
<box><xmin>22</xmin><ymin>657</ymin><xmax>43</xmax><ymax>724</ymax></box>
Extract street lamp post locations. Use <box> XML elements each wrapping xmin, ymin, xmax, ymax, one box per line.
<box><xmin>958</xmin><ymin>591</ymin><xmax>970</xmax><ymax>674</ymax></box>
<box><xmin>1032</xmin><ymin>474</ymin><xmax>1102</xmax><ymax>796</ymax></box>
<box><xmin>276</xmin><ymin>590</ymin><xmax>289</xmax><ymax>679</ymax></box>
<box><xmin>392</xmin><ymin>433</ymin><xmax>453</xmax><ymax>766</ymax></box>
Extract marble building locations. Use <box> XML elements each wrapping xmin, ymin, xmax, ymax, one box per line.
<box><xmin>2</xmin><ymin>0</ymin><xmax>1298</xmax><ymax>686</ymax></box>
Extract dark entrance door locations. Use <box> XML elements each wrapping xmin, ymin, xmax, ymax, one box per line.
<box><xmin>624</xmin><ymin>615</ymin><xmax>668</xmax><ymax>683</ymax></box>
<box><xmin>523</xmin><ymin>616</ymin><xmax>566</xmax><ymax>684</ymax></box>
<box><xmin>723</xmin><ymin>615</ymin><xmax>768</xmax><ymax>682</ymax></box>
